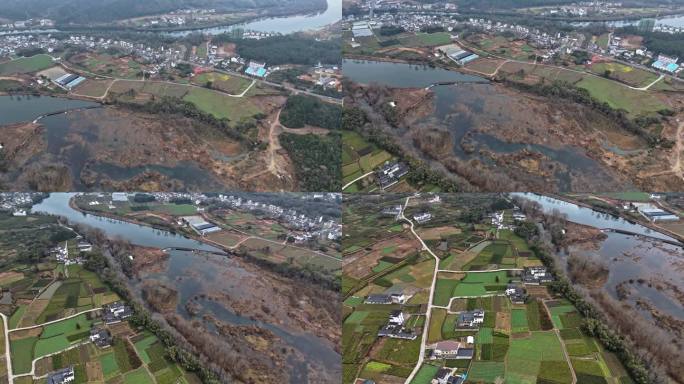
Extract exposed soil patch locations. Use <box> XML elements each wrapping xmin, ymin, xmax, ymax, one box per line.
<box><xmin>343</xmin><ymin>233</ymin><xmax>422</xmax><ymax>279</ymax></box>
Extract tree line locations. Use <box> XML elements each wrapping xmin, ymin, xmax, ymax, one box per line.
<box><xmin>211</xmin><ymin>34</ymin><xmax>341</xmax><ymax>66</ymax></box>
<box><xmin>501</xmin><ymin>78</ymin><xmax>674</xmax><ymax>148</ymax></box>
<box><xmin>77</xmin><ymin>229</ymin><xmax>225</xmax><ymax>383</ymax></box>
<box><xmin>511</xmin><ymin>205</ymin><xmax>675</xmax><ymax>383</ymax></box>
<box><xmin>280</xmin><ymin>95</ymin><xmax>342</xmax><ymax>130</ymax></box>
<box><xmin>342</xmin><ymin>103</ymin><xmax>471</xmax><ymax>192</ymax></box>
<box><xmin>280</xmin><ymin>131</ymin><xmax>341</xmax><ymax>192</ymax></box>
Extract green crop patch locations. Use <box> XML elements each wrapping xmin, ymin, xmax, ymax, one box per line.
<box><xmin>123</xmin><ymin>366</ymin><xmax>155</xmax><ymax>384</ymax></box>
<box><xmin>434</xmin><ymin>278</ymin><xmax>459</xmax><ymax>306</ymax></box>
<box><xmin>477</xmin><ymin>327</ymin><xmax>493</xmax><ymax>344</ymax></box>
<box><xmin>511</xmin><ymin>308</ymin><xmax>529</xmax><ymax>333</ymax></box>
<box><xmin>468</xmin><ymin>361</ymin><xmax>505</xmax><ymax>382</ymax></box>
<box><xmin>410</xmin><ymin>364</ymin><xmax>440</xmax><ymax>384</ymax></box>
<box><xmin>100</xmin><ymin>352</ymin><xmax>120</xmax><ymax>378</ymax></box>
<box><xmin>10</xmin><ymin>336</ymin><xmax>37</xmax><ymax>374</ymax></box>
<box><xmin>0</xmin><ymin>54</ymin><xmax>54</xmax><ymax>75</ymax></box>
<box><xmin>538</xmin><ymin>360</ymin><xmax>573</xmax><ymax>384</ymax></box>
<box><xmin>559</xmin><ymin>328</ymin><xmax>583</xmax><ymax>340</ymax></box>
<box><xmin>491</xmin><ymin>333</ymin><xmax>510</xmax><ymax>361</ymax></box>
<box><xmin>133</xmin><ymin>332</ymin><xmax>158</xmax><ymax>364</ymax></box>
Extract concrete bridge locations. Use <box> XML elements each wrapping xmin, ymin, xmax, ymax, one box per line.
<box><xmin>32</xmin><ymin>105</ymin><xmax>101</xmax><ymax>123</ymax></box>
<box><xmin>162</xmin><ymin>247</ymin><xmax>232</xmax><ymax>256</ymax></box>
<box><xmin>600</xmin><ymin>228</ymin><xmax>683</xmax><ymax>247</ymax></box>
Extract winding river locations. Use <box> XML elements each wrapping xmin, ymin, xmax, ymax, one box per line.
<box><xmin>515</xmin><ymin>193</ymin><xmax>684</xmax><ymax>321</ymax></box>
<box><xmin>344</xmin><ymin>60</ymin><xmax>629</xmax><ymax>191</ymax></box>
<box><xmin>31</xmin><ymin>193</ymin><xmax>340</xmax><ymax>383</ymax></box>
<box><xmin>0</xmin><ymin>0</ymin><xmax>341</xmax><ymax>37</ymax></box>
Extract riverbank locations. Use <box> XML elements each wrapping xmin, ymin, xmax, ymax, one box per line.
<box><xmin>546</xmin><ymin>193</ymin><xmax>684</xmax><ymax>244</ymax></box>
<box><xmin>0</xmin><ymin>0</ymin><xmax>336</xmax><ymax>36</ymax></box>
<box><xmin>54</xmin><ymin>194</ymin><xmax>341</xmax><ymax>382</ymax></box>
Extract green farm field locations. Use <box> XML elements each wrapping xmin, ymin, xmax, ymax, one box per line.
<box><xmin>193</xmin><ymin>72</ymin><xmax>253</xmax><ymax>94</ymax></box>
<box><xmin>0</xmin><ymin>54</ymin><xmax>54</xmax><ymax>75</ymax></box>
<box><xmin>183</xmin><ymin>87</ymin><xmax>260</xmax><ymax>121</ymax></box>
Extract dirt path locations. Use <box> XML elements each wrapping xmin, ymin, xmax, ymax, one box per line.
<box><xmin>541</xmin><ymin>300</ymin><xmax>577</xmax><ymax>384</ymax></box>
<box><xmin>280</xmin><ymin>125</ymin><xmax>330</xmax><ymax>135</ymax></box>
<box><xmin>673</xmin><ymin>120</ymin><xmax>684</xmax><ymax>177</ymax></box>
<box><xmin>342</xmin><ymin>171</ymin><xmax>374</xmax><ymax>191</ymax></box>
<box><xmin>463</xmin><ymin>59</ymin><xmax>511</xmax><ymax>77</ymax></box>
<box><xmin>241</xmin><ymin>108</ymin><xmax>291</xmax><ymax>183</ymax></box>
<box><xmin>456</xmin><ymin>39</ymin><xmax>669</xmax><ymax>92</ymax></box>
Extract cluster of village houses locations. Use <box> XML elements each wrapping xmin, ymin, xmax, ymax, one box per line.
<box><xmin>376</xmin><ymin>161</ymin><xmax>410</xmax><ymax>190</ymax></box>
<box><xmin>0</xmin><ymin>32</ymin><xmax>341</xmax><ymax>93</ymax></box>
<box><xmin>348</xmin><ymin>1</ymin><xmax>683</xmax><ymax>77</ymax></box>
<box><xmin>592</xmin><ymin>33</ymin><xmax>682</xmax><ymax>75</ymax></box>
<box><xmin>85</xmin><ymin>192</ymin><xmax>342</xmax><ymax>242</ymax></box>
<box><xmin>133</xmin><ymin>8</ymin><xmax>218</xmax><ymax>28</ymax></box>
<box><xmin>44</xmin><ymin>243</ymin><xmax>131</xmax><ymax>384</ymax></box>
<box><xmin>0</xmin><ymin>192</ymin><xmax>42</xmax><ymax>216</ymax></box>
<box><xmin>48</xmin><ymin>237</ymin><xmax>91</xmax><ymax>266</ymax></box>
<box><xmin>362</xmin><ymin>198</ymin><xmax>559</xmax><ymax>384</ymax></box>
<box><xmin>0</xmin><ymin>18</ymin><xmax>54</xmax><ymax>31</ymax></box>
<box><xmin>538</xmin><ymin>2</ymin><xmax>626</xmax><ymax>17</ymax></box>
<box><xmin>360</xmin><ymin>264</ymin><xmax>553</xmax><ymax>384</ymax></box>
<box><xmin>45</xmin><ymin>301</ymin><xmax>132</xmax><ymax>384</ymax></box>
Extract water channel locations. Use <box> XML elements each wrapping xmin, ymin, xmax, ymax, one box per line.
<box><xmin>343</xmin><ymin>59</ymin><xmax>627</xmax><ymax>190</ymax></box>
<box><xmin>0</xmin><ymin>95</ymin><xmax>98</xmax><ymax>125</ymax></box>
<box><xmin>515</xmin><ymin>193</ymin><xmax>683</xmax><ymax>322</ymax></box>
<box><xmin>31</xmin><ymin>193</ymin><xmax>340</xmax><ymax>383</ymax></box>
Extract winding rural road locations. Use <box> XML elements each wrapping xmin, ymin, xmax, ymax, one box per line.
<box><xmin>342</xmin><ymin>171</ymin><xmax>374</xmax><ymax>191</ymax></box>
<box><xmin>10</xmin><ymin>307</ymin><xmax>102</xmax><ymax>333</ymax></box>
<box><xmin>456</xmin><ymin>38</ymin><xmax>672</xmax><ymax>92</ymax></box>
<box><xmin>0</xmin><ymin>313</ymin><xmax>13</xmax><ymax>384</ymax></box>
<box><xmin>402</xmin><ymin>195</ymin><xmax>441</xmax><ymax>384</ymax></box>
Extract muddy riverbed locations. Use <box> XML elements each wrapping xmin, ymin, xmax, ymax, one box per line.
<box><xmin>1</xmin><ymin>104</ymin><xmax>294</xmax><ymax>191</ymax></box>
<box><xmin>344</xmin><ymin>60</ymin><xmax>679</xmax><ymax>192</ymax></box>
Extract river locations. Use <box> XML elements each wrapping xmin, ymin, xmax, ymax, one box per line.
<box><xmin>0</xmin><ymin>0</ymin><xmax>340</xmax><ymax>37</ymax></box>
<box><xmin>344</xmin><ymin>59</ymin><xmax>629</xmax><ymax>191</ymax></box>
<box><xmin>31</xmin><ymin>193</ymin><xmax>340</xmax><ymax>383</ymax></box>
<box><xmin>570</xmin><ymin>13</ymin><xmax>684</xmax><ymax>28</ymax></box>
<box><xmin>513</xmin><ymin>193</ymin><xmax>675</xmax><ymax>241</ymax></box>
<box><xmin>514</xmin><ymin>193</ymin><xmax>684</xmax><ymax>322</ymax></box>
<box><xmin>0</xmin><ymin>95</ymin><xmax>99</xmax><ymax>125</ymax></box>
<box><xmin>342</xmin><ymin>58</ymin><xmax>486</xmax><ymax>88</ymax></box>
<box><xmin>169</xmin><ymin>0</ymin><xmax>341</xmax><ymax>36</ymax></box>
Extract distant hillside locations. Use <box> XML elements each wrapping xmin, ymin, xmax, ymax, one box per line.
<box><xmin>0</xmin><ymin>0</ymin><xmax>326</xmax><ymax>23</ymax></box>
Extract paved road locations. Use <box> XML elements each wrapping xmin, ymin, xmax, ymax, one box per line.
<box><xmin>10</xmin><ymin>307</ymin><xmax>101</xmax><ymax>333</ymax></box>
<box><xmin>457</xmin><ymin>38</ymin><xmax>679</xmax><ymax>92</ymax></box>
<box><xmin>59</xmin><ymin>58</ymin><xmax>341</xmax><ymax>104</ymax></box>
<box><xmin>402</xmin><ymin>195</ymin><xmax>441</xmax><ymax>384</ymax></box>
<box><xmin>342</xmin><ymin>171</ymin><xmax>374</xmax><ymax>191</ymax></box>
<box><xmin>0</xmin><ymin>313</ymin><xmax>13</xmax><ymax>384</ymax></box>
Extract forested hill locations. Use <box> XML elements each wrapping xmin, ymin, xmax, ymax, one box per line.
<box><xmin>0</xmin><ymin>0</ymin><xmax>326</xmax><ymax>23</ymax></box>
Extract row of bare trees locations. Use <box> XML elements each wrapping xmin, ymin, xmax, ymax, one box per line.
<box><xmin>510</xmin><ymin>201</ymin><xmax>682</xmax><ymax>383</ymax></box>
